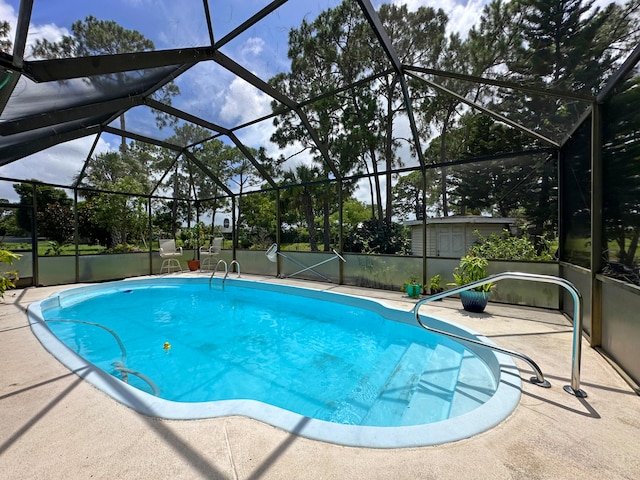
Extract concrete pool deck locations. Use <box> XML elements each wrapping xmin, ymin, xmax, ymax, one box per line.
<box><xmin>1</xmin><ymin>273</ymin><xmax>639</xmax><ymax>479</ymax></box>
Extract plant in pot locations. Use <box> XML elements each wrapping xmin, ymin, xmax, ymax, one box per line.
<box><xmin>427</xmin><ymin>274</ymin><xmax>443</xmax><ymax>297</ymax></box>
<box><xmin>183</xmin><ymin>222</ymin><xmax>206</xmax><ymax>271</ymax></box>
<box><xmin>451</xmin><ymin>254</ymin><xmax>493</xmax><ymax>313</ymax></box>
<box><xmin>402</xmin><ymin>275</ymin><xmax>421</xmax><ymax>299</ymax></box>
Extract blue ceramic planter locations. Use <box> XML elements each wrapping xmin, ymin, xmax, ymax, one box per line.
<box><xmin>459</xmin><ymin>290</ymin><xmax>490</xmax><ymax>313</ymax></box>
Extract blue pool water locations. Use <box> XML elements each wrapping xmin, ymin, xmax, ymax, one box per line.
<box><xmin>29</xmin><ymin>278</ymin><xmax>521</xmax><ymax>448</ymax></box>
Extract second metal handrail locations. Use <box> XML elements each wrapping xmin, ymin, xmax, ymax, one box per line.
<box><xmin>225</xmin><ymin>260</ymin><xmax>241</xmax><ymax>283</ymax></box>
<box><xmin>209</xmin><ymin>260</ymin><xmax>228</xmax><ymax>286</ymax></box>
<box><xmin>413</xmin><ymin>272</ymin><xmax>587</xmax><ymax>397</ymax></box>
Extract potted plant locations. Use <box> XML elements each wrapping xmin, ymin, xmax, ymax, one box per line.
<box><xmin>451</xmin><ymin>254</ymin><xmax>493</xmax><ymax>313</ymax></box>
<box><xmin>428</xmin><ymin>274</ymin><xmax>443</xmax><ymax>297</ymax></box>
<box><xmin>183</xmin><ymin>222</ymin><xmax>206</xmax><ymax>271</ymax></box>
<box><xmin>0</xmin><ymin>249</ymin><xmax>20</xmax><ymax>298</ymax></box>
<box><xmin>402</xmin><ymin>275</ymin><xmax>421</xmax><ymax>299</ymax></box>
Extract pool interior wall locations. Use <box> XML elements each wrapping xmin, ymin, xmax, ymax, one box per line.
<box><xmin>27</xmin><ymin>277</ymin><xmax>522</xmax><ymax>448</ymax></box>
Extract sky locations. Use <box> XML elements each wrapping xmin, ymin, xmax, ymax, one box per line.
<box><xmin>0</xmin><ymin>0</ymin><xmax>619</xmax><ymax>204</ymax></box>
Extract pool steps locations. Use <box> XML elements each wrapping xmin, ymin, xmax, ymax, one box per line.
<box><xmin>329</xmin><ymin>341</ymin><xmax>495</xmax><ymax>427</ymax></box>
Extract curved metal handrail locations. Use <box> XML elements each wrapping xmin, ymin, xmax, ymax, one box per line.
<box><xmin>112</xmin><ymin>361</ymin><xmax>160</xmax><ymax>396</ymax></box>
<box><xmin>413</xmin><ymin>272</ymin><xmax>587</xmax><ymax>397</ymax></box>
<box><xmin>209</xmin><ymin>259</ymin><xmax>228</xmax><ymax>286</ymax></box>
<box><xmin>225</xmin><ymin>260</ymin><xmax>241</xmax><ymax>283</ymax></box>
<box><xmin>45</xmin><ymin>319</ymin><xmax>160</xmax><ymax>396</ymax></box>
<box><xmin>46</xmin><ymin>319</ymin><xmax>127</xmax><ymax>364</ymax></box>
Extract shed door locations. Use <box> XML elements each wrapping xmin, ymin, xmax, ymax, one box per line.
<box><xmin>437</xmin><ymin>226</ymin><xmax>465</xmax><ymax>257</ymax></box>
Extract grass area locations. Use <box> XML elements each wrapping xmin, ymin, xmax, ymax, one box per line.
<box><xmin>279</xmin><ymin>243</ymin><xmax>312</xmax><ymax>251</ymax></box>
<box><xmin>3</xmin><ymin>241</ymin><xmax>108</xmax><ymax>256</ymax></box>
<box><xmin>1</xmin><ymin>239</ymin><xmax>229</xmax><ymax>256</ymax></box>
<box><xmin>563</xmin><ymin>236</ymin><xmax>639</xmax><ymax>265</ymax></box>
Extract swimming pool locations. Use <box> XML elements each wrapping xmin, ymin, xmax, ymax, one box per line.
<box><xmin>28</xmin><ymin>277</ymin><xmax>521</xmax><ymax>448</ymax></box>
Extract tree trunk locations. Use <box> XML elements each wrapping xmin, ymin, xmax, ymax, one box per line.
<box><xmin>302</xmin><ymin>191</ymin><xmax>318</xmax><ymax>251</ymax></box>
<box><xmin>119</xmin><ymin>114</ymin><xmax>127</xmax><ymax>153</ymax></box>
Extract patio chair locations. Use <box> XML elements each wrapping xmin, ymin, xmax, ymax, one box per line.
<box><xmin>159</xmin><ymin>239</ymin><xmax>183</xmax><ymax>273</ymax></box>
<box><xmin>200</xmin><ymin>237</ymin><xmax>223</xmax><ymax>270</ymax></box>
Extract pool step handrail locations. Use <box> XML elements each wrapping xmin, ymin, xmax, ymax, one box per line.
<box><xmin>209</xmin><ymin>259</ymin><xmax>228</xmax><ymax>286</ymax></box>
<box><xmin>413</xmin><ymin>272</ymin><xmax>587</xmax><ymax>397</ymax></box>
<box><xmin>44</xmin><ymin>318</ymin><xmax>160</xmax><ymax>397</ymax></box>
<box><xmin>112</xmin><ymin>361</ymin><xmax>160</xmax><ymax>396</ymax></box>
<box><xmin>225</xmin><ymin>260</ymin><xmax>241</xmax><ymax>283</ymax></box>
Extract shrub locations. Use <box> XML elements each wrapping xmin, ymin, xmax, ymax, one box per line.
<box><xmin>468</xmin><ymin>229</ymin><xmax>554</xmax><ymax>261</ymax></box>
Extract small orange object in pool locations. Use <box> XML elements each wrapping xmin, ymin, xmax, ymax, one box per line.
<box><xmin>163</xmin><ymin>341</ymin><xmax>171</xmax><ymax>352</ymax></box>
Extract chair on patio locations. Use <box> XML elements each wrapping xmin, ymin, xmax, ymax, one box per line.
<box><xmin>200</xmin><ymin>237</ymin><xmax>223</xmax><ymax>270</ymax></box>
<box><xmin>159</xmin><ymin>239</ymin><xmax>183</xmax><ymax>273</ymax></box>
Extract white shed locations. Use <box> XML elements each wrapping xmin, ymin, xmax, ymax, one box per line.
<box><xmin>404</xmin><ymin>216</ymin><xmax>515</xmax><ymax>257</ymax></box>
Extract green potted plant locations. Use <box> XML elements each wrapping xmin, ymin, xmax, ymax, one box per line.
<box><xmin>401</xmin><ymin>275</ymin><xmax>421</xmax><ymax>299</ymax></box>
<box><xmin>428</xmin><ymin>274</ymin><xmax>443</xmax><ymax>296</ymax></box>
<box><xmin>0</xmin><ymin>249</ymin><xmax>20</xmax><ymax>299</ymax></box>
<box><xmin>451</xmin><ymin>254</ymin><xmax>493</xmax><ymax>313</ymax></box>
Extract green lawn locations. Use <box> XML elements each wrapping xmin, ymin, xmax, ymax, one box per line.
<box><xmin>3</xmin><ymin>241</ymin><xmax>108</xmax><ymax>256</ymax></box>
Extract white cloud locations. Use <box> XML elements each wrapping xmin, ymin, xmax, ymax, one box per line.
<box><xmin>393</xmin><ymin>0</ymin><xmax>492</xmax><ymax>38</ymax></box>
<box><xmin>219</xmin><ymin>77</ymin><xmax>271</xmax><ymax>126</ymax></box>
<box><xmin>24</xmin><ymin>23</ymin><xmax>68</xmax><ymax>58</ymax></box>
<box><xmin>243</xmin><ymin>37</ymin><xmax>265</xmax><ymax>57</ymax></box>
<box><xmin>0</xmin><ymin>0</ymin><xmax>68</xmax><ymax>60</ymax></box>
<box><xmin>0</xmin><ymin>135</ymin><xmax>113</xmax><ymax>202</ymax></box>
<box><xmin>0</xmin><ymin>1</ymin><xmax>16</xmax><ymax>27</ymax></box>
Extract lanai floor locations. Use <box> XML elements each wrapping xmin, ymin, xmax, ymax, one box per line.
<box><xmin>1</xmin><ymin>273</ymin><xmax>639</xmax><ymax>479</ymax></box>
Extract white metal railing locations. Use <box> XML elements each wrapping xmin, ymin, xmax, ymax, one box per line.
<box><xmin>225</xmin><ymin>260</ymin><xmax>241</xmax><ymax>283</ymax></box>
<box><xmin>413</xmin><ymin>272</ymin><xmax>587</xmax><ymax>397</ymax></box>
<box><xmin>209</xmin><ymin>259</ymin><xmax>228</xmax><ymax>286</ymax></box>
<box><xmin>45</xmin><ymin>318</ymin><xmax>159</xmax><ymax>395</ymax></box>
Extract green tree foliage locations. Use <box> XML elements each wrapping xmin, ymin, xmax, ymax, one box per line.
<box><xmin>509</xmin><ymin>0</ymin><xmax>633</xmax><ymax>94</ymax></box>
<box><xmin>78</xmin><ymin>151</ymin><xmax>151</xmax><ymax>248</ymax></box>
<box><xmin>0</xmin><ymin>20</ymin><xmax>12</xmax><ymax>53</ymax></box>
<box><xmin>468</xmin><ymin>229</ymin><xmax>555</xmax><ymax>260</ymax></box>
<box><xmin>152</xmin><ymin>125</ymin><xmax>237</xmax><ymax>238</ymax></box>
<box><xmin>503</xmin><ymin>0</ymin><xmax>637</xmax><ymax>243</ymax></box>
<box><xmin>392</xmin><ymin>170</ymin><xmax>441</xmax><ymax>220</ymax></box>
<box><xmin>13</xmin><ymin>183</ymin><xmax>72</xmax><ymax>234</ymax></box>
<box><xmin>230</xmin><ymin>148</ymin><xmax>275</xmax><ymax>249</ymax></box>
<box><xmin>77</xmin><ymin>201</ymin><xmax>110</xmax><ymax>246</ymax></box>
<box><xmin>328</xmin><ymin>198</ymin><xmax>371</xmax><ymax>247</ymax></box>
<box><xmin>450</xmin><ymin>115</ymin><xmax>544</xmax><ymax>218</ymax></box>
<box><xmin>368</xmin><ymin>3</ymin><xmax>448</xmax><ymax>223</ymax></box>
<box><xmin>344</xmin><ymin>219</ymin><xmax>407</xmax><ymax>254</ymax></box>
<box><xmin>37</xmin><ymin>203</ymin><xmax>74</xmax><ymax>244</ymax></box>
<box><xmin>271</xmin><ymin>1</ymin><xmax>446</xmax><ymax>225</ymax></box>
<box><xmin>238</xmin><ymin>190</ymin><xmax>277</xmax><ymax>249</ymax></box>
<box><xmin>415</xmin><ymin>0</ymin><xmax>522</xmax><ymax>216</ymax></box>
<box><xmin>280</xmin><ymin>165</ymin><xmax>322</xmax><ymax>251</ymax></box>
<box><xmin>0</xmin><ymin>249</ymin><xmax>20</xmax><ymax>298</ymax></box>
